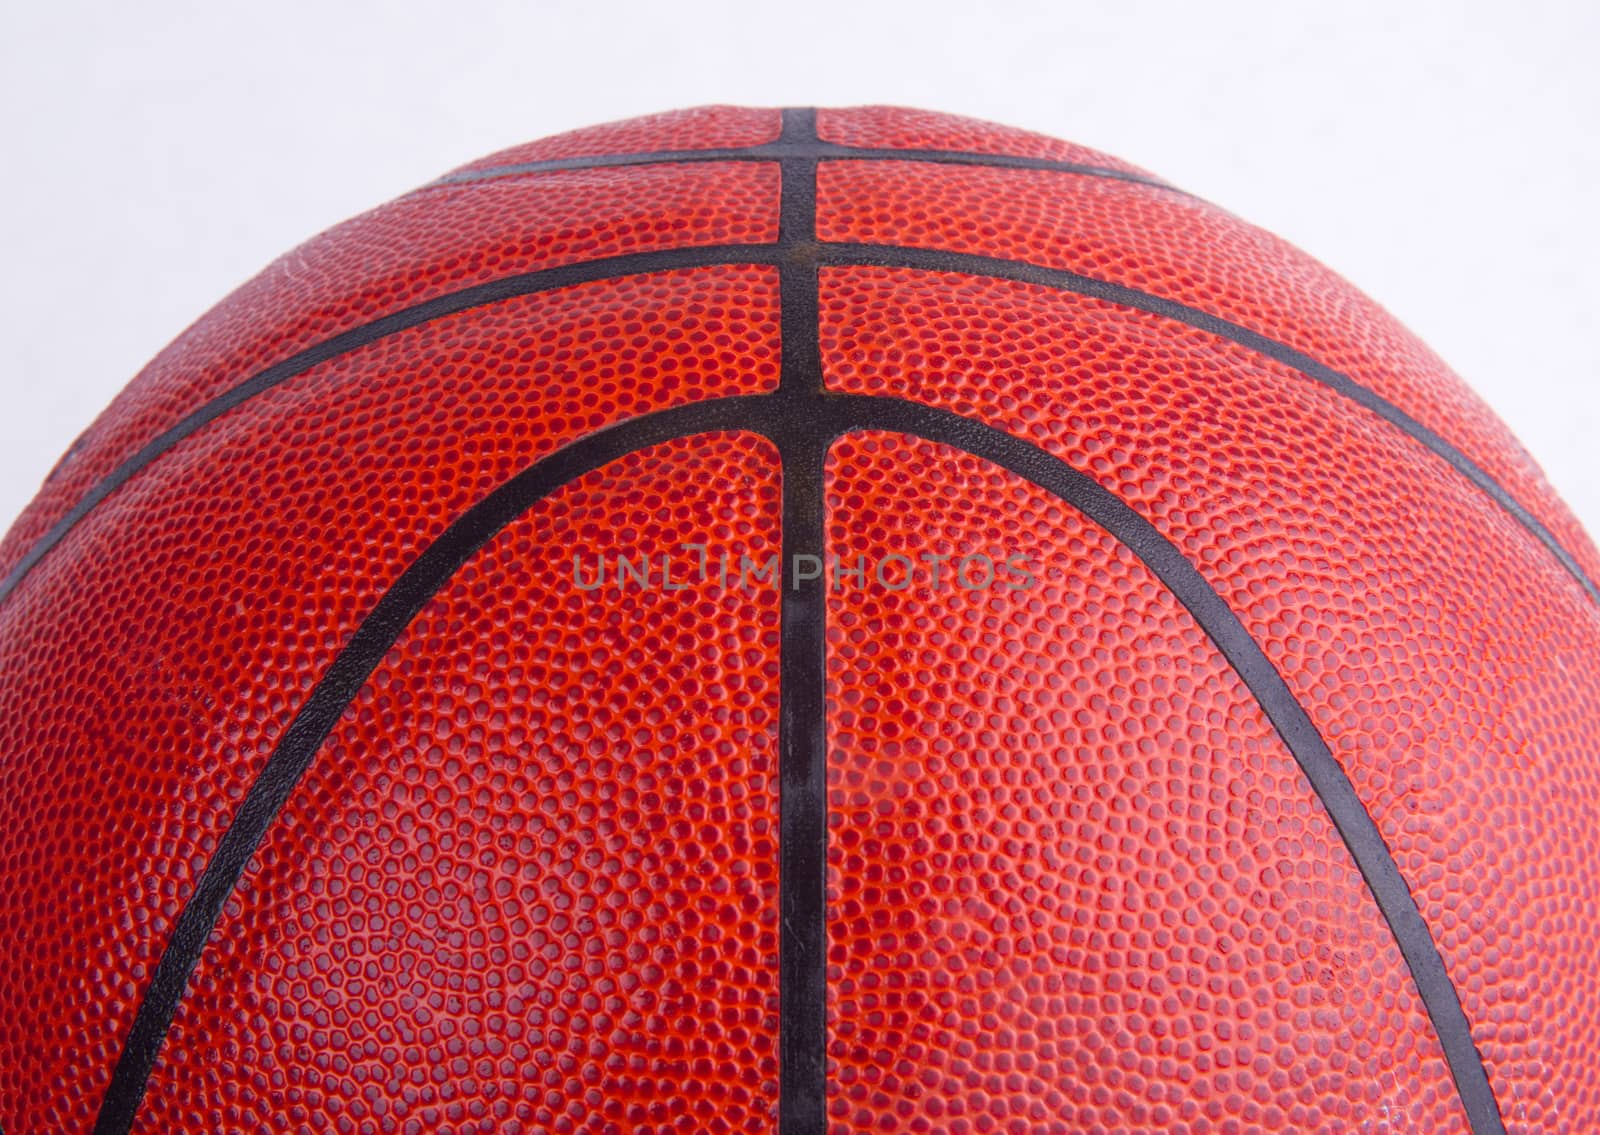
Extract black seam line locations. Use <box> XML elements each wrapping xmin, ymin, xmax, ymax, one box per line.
<box><xmin>425</xmin><ymin>141</ymin><xmax>1178</xmax><ymax>194</ymax></box>
<box><xmin>0</xmin><ymin>243</ymin><xmax>777</xmax><ymax>606</ymax></box>
<box><xmin>818</xmin><ymin>394</ymin><xmax>1506</xmax><ymax>1135</ymax></box>
<box><xmin>774</xmin><ymin>105</ymin><xmax>828</xmax><ymax>1135</ymax></box>
<box><xmin>88</xmin><ymin>394</ymin><xmax>786</xmax><ymax>1135</ymax></box>
<box><xmin>774</xmin><ymin>428</ymin><xmax>827</xmax><ymax>1135</ymax></box>
<box><xmin>818</xmin><ymin>243</ymin><xmax>1600</xmax><ymax>609</ymax></box>
<box><xmin>89</xmin><ymin>391</ymin><xmax>1504</xmax><ymax>1135</ymax></box>
<box><xmin>9</xmin><ymin>241</ymin><xmax>1593</xmax><ymax>615</ymax></box>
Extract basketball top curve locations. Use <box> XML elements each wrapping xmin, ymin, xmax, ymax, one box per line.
<box><xmin>0</xmin><ymin>105</ymin><xmax>1597</xmax><ymax>1135</ymax></box>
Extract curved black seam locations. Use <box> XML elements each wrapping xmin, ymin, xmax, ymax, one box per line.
<box><xmin>816</xmin><ymin>395</ymin><xmax>1506</xmax><ymax>1134</ymax></box>
<box><xmin>426</xmin><ymin>142</ymin><xmax>1178</xmax><ymax>193</ymax></box>
<box><xmin>88</xmin><ymin>394</ymin><xmax>786</xmax><ymax>1135</ymax></box>
<box><xmin>92</xmin><ymin>387</ymin><xmax>1504</xmax><ymax>1134</ymax></box>
<box><xmin>819</xmin><ymin>243</ymin><xmax>1600</xmax><ymax>608</ymax></box>
<box><xmin>0</xmin><ymin>244</ymin><xmax>776</xmax><ymax>605</ymax></box>
<box><xmin>10</xmin><ymin>245</ymin><xmax>1593</xmax><ymax>617</ymax></box>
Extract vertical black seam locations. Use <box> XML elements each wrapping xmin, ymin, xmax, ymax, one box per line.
<box><xmin>774</xmin><ymin>106</ymin><xmax>830</xmax><ymax>1135</ymax></box>
<box><xmin>774</xmin><ymin>429</ymin><xmax>829</xmax><ymax>1135</ymax></box>
<box><xmin>777</xmin><ymin>108</ymin><xmax>822</xmax><ymax>397</ymax></box>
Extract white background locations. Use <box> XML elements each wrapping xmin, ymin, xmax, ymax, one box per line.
<box><xmin>0</xmin><ymin>0</ymin><xmax>1594</xmax><ymax>535</ymax></box>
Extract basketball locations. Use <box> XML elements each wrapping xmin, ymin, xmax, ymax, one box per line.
<box><xmin>2</xmin><ymin>104</ymin><xmax>1597</xmax><ymax>1134</ymax></box>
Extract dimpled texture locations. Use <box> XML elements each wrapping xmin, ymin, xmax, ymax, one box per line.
<box><xmin>814</xmin><ymin>161</ymin><xmax>1600</xmax><ymax>586</ymax></box>
<box><xmin>0</xmin><ymin>265</ymin><xmax>775</xmax><ymax>1133</ymax></box>
<box><xmin>2</xmin><ymin>105</ymin><xmax>1599</xmax><ymax>1135</ymax></box>
<box><xmin>815</xmin><ymin>107</ymin><xmax>1154</xmax><ymax>177</ymax></box>
<box><xmin>136</xmin><ymin>434</ymin><xmax>782</xmax><ymax>1135</ymax></box>
<box><xmin>823</xmin><ymin>433</ymin><xmax>1469</xmax><ymax>1134</ymax></box>
<box><xmin>452</xmin><ymin>106</ymin><xmax>782</xmax><ymax>176</ymax></box>
<box><xmin>819</xmin><ymin>268</ymin><xmax>1600</xmax><ymax>1127</ymax></box>
<box><xmin>0</xmin><ymin>160</ymin><xmax>779</xmax><ymax>582</ymax></box>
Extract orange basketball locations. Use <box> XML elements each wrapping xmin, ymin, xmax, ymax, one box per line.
<box><xmin>1</xmin><ymin>106</ymin><xmax>1596</xmax><ymax>1134</ymax></box>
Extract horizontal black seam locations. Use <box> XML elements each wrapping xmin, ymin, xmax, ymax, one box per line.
<box><xmin>425</xmin><ymin>140</ymin><xmax>1177</xmax><ymax>193</ymax></box>
<box><xmin>0</xmin><ymin>244</ymin><xmax>777</xmax><ymax>604</ymax></box>
<box><xmin>8</xmin><ymin>242</ymin><xmax>1593</xmax><ymax>614</ymax></box>
<box><xmin>817</xmin><ymin>244</ymin><xmax>1600</xmax><ymax>608</ymax></box>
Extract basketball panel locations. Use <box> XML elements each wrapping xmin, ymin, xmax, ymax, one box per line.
<box><xmin>819</xmin><ymin>268</ymin><xmax>1600</xmax><ymax>1129</ymax></box>
<box><xmin>449</xmin><ymin>105</ymin><xmax>784</xmax><ymax>177</ymax></box>
<box><xmin>0</xmin><ymin>163</ymin><xmax>780</xmax><ymax>583</ymax></box>
<box><xmin>822</xmin><ymin>432</ymin><xmax>1469</xmax><ymax>1133</ymax></box>
<box><xmin>134</xmin><ymin>434</ymin><xmax>783</xmax><ymax>1135</ymax></box>
<box><xmin>814</xmin><ymin>106</ymin><xmax>1155</xmax><ymax>176</ymax></box>
<box><xmin>813</xmin><ymin>161</ymin><xmax>1600</xmax><ymax>585</ymax></box>
<box><xmin>0</xmin><ymin>266</ymin><xmax>778</xmax><ymax>1133</ymax></box>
